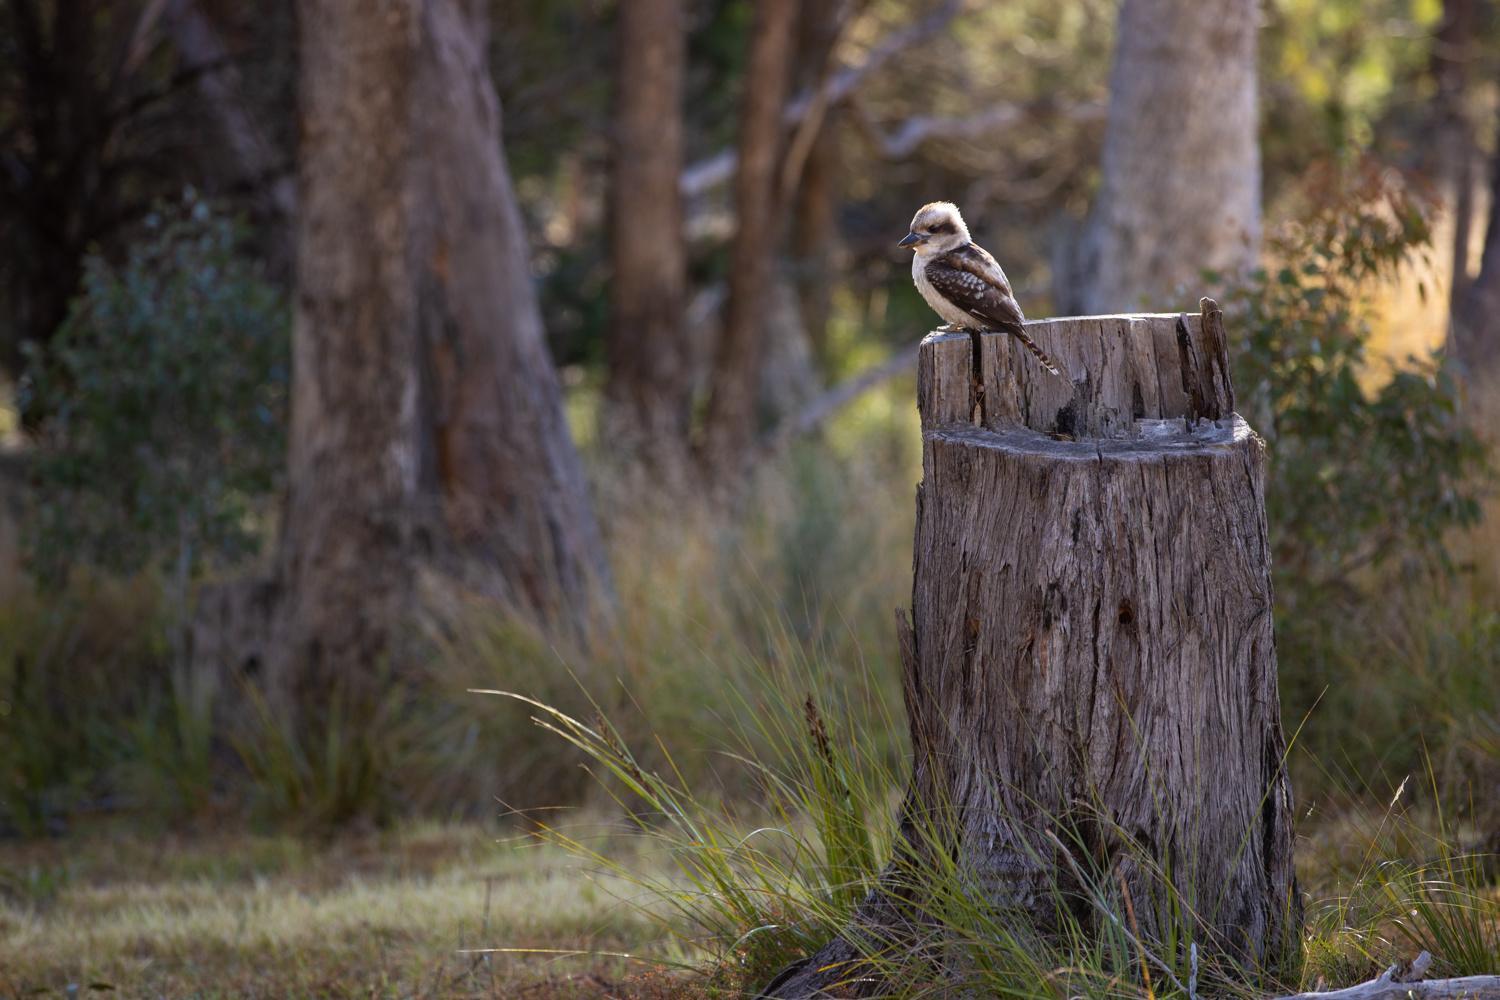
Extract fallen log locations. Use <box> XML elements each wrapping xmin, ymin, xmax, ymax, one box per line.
<box><xmin>1270</xmin><ymin>953</ymin><xmax>1500</xmax><ymax>1000</ymax></box>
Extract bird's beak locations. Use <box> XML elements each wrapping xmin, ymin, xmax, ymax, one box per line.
<box><xmin>898</xmin><ymin>231</ymin><xmax>926</xmax><ymax>248</ymax></box>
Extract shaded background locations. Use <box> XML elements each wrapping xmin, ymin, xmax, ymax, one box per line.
<box><xmin>1</xmin><ymin>0</ymin><xmax>1499</xmax><ymax>994</ymax></box>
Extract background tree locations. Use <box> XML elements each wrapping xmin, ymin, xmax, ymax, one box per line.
<box><xmin>1430</xmin><ymin>0</ymin><xmax>1481</xmax><ymax>317</ymax></box>
<box><xmin>698</xmin><ymin>0</ymin><xmax>801</xmax><ymax>480</ymax></box>
<box><xmin>1452</xmin><ymin>107</ymin><xmax>1500</xmax><ymax>380</ymax></box>
<box><xmin>605</xmin><ymin>0</ymin><xmax>691</xmax><ymax>469</ymax></box>
<box><xmin>276</xmin><ymin>0</ymin><xmax>611</xmax><ymax>694</ymax></box>
<box><xmin>787</xmin><ymin>0</ymin><xmax>848</xmax><ymax>370</ymax></box>
<box><xmin>1064</xmin><ymin>0</ymin><xmax>1260</xmax><ymax>314</ymax></box>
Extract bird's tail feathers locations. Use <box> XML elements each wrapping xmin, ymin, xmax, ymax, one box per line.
<box><xmin>1006</xmin><ymin>327</ymin><xmax>1063</xmax><ymax>377</ymax></box>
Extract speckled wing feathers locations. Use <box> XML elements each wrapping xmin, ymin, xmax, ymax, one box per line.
<box><xmin>924</xmin><ymin>244</ymin><xmax>1061</xmax><ymax>376</ymax></box>
<box><xmin>924</xmin><ymin>244</ymin><xmax>1024</xmax><ymax>329</ymax></box>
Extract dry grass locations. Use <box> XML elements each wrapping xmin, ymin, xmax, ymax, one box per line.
<box><xmin>0</xmin><ymin>820</ymin><xmax>668</xmax><ymax>998</ymax></box>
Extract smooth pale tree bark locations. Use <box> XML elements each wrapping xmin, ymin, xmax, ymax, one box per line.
<box><xmin>768</xmin><ymin>305</ymin><xmax>1300</xmax><ymax>997</ymax></box>
<box><xmin>1066</xmin><ymin>0</ymin><xmax>1260</xmax><ymax>314</ymax></box>
<box><xmin>1430</xmin><ymin>0</ymin><xmax>1479</xmax><ymax>314</ymax></box>
<box><xmin>1452</xmin><ymin>104</ymin><xmax>1500</xmax><ymax>380</ymax></box>
<box><xmin>699</xmin><ymin>0</ymin><xmax>800</xmax><ymax>480</ymax></box>
<box><xmin>605</xmin><ymin>0</ymin><xmax>691</xmax><ymax>467</ymax></box>
<box><xmin>275</xmin><ymin>0</ymin><xmax>610</xmax><ymax>691</ymax></box>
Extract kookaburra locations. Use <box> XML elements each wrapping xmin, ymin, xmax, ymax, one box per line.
<box><xmin>899</xmin><ymin>202</ymin><xmax>1061</xmax><ymax>376</ymax></box>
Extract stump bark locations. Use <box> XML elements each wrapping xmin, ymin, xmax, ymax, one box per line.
<box><xmin>765</xmin><ymin>302</ymin><xmax>1300</xmax><ymax>997</ymax></box>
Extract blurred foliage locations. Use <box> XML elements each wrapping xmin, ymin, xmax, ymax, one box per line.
<box><xmin>0</xmin><ymin>574</ymin><xmax>169</xmax><ymax>836</ymax></box>
<box><xmin>20</xmin><ymin>193</ymin><xmax>288</xmax><ymax>588</ymax></box>
<box><xmin>1224</xmin><ymin>162</ymin><xmax>1488</xmax><ymax>594</ymax></box>
<box><xmin>1284</xmin><ymin>575</ymin><xmax>1500</xmax><ymax>820</ymax></box>
<box><xmin>1261</xmin><ymin>0</ymin><xmax>1444</xmax><ymax>179</ymax></box>
<box><xmin>231</xmin><ymin>676</ymin><xmax>411</xmax><ymax>831</ymax></box>
<box><xmin>0</xmin><ymin>389</ymin><xmax>918</xmax><ymax>833</ymax></box>
<box><xmin>1219</xmin><ymin>163</ymin><xmax>1495</xmax><ymax>813</ymax></box>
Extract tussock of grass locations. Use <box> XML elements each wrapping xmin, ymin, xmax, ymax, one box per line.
<box><xmin>490</xmin><ymin>636</ymin><xmax>1500</xmax><ymax>998</ymax></box>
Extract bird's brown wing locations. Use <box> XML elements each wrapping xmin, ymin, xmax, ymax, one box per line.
<box><xmin>926</xmin><ymin>244</ymin><xmax>1063</xmax><ymax>377</ymax></box>
<box><xmin>923</xmin><ymin>243</ymin><xmax>1026</xmax><ymax>332</ymax></box>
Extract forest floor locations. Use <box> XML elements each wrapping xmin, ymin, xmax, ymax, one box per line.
<box><xmin>1</xmin><ymin>811</ymin><xmax>1497</xmax><ymax>998</ymax></box>
<box><xmin>0</xmin><ymin>819</ymin><xmax>674</xmax><ymax>999</ymax></box>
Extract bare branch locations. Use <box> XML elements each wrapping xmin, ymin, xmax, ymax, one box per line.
<box><xmin>855</xmin><ymin>99</ymin><xmax>1105</xmax><ymax>159</ymax></box>
<box><xmin>759</xmin><ymin>343</ymin><xmax>919</xmax><ymax>457</ymax></box>
<box><xmin>1267</xmin><ymin>953</ymin><xmax>1500</xmax><ymax>1000</ymax></box>
<box><xmin>681</xmin><ymin>0</ymin><xmax>965</xmax><ymax>198</ymax></box>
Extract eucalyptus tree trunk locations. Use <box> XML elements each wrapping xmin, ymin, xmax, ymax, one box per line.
<box><xmin>275</xmin><ymin>0</ymin><xmax>610</xmax><ymax>693</ymax></box>
<box><xmin>1452</xmin><ymin>104</ymin><xmax>1500</xmax><ymax>381</ymax></box>
<box><xmin>767</xmin><ymin>304</ymin><xmax>1300</xmax><ymax>997</ymax></box>
<box><xmin>605</xmin><ymin>0</ymin><xmax>691</xmax><ymax>471</ymax></box>
<box><xmin>699</xmin><ymin>0</ymin><xmax>800</xmax><ymax>481</ymax></box>
<box><xmin>789</xmin><ymin>0</ymin><xmax>846</xmax><ymax>367</ymax></box>
<box><xmin>1065</xmin><ymin>0</ymin><xmax>1260</xmax><ymax>314</ymax></box>
<box><xmin>1430</xmin><ymin>0</ymin><xmax>1479</xmax><ymax>315</ymax></box>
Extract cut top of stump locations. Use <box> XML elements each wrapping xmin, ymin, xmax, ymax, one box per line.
<box><xmin>919</xmin><ymin>299</ymin><xmax>1236</xmax><ymax>439</ymax></box>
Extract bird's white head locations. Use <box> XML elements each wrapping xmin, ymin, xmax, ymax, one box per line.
<box><xmin>898</xmin><ymin>201</ymin><xmax>971</xmax><ymax>256</ymax></box>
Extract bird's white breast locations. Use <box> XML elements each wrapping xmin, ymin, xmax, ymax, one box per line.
<box><xmin>912</xmin><ymin>253</ymin><xmax>979</xmax><ymax>329</ymax></box>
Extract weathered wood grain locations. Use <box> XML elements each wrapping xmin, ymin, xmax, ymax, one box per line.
<box><xmin>920</xmin><ymin>301</ymin><xmax>1232</xmax><ymax>438</ymax></box>
<box><xmin>767</xmin><ymin>302</ymin><xmax>1299</xmax><ymax>998</ymax></box>
<box><xmin>907</xmin><ymin>410</ymin><xmax>1296</xmax><ymax>960</ymax></box>
<box><xmin>1271</xmin><ymin>953</ymin><xmax>1500</xmax><ymax>1000</ymax></box>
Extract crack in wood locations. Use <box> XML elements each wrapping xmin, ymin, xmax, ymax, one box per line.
<box><xmin>770</xmin><ymin>313</ymin><xmax>1297</xmax><ymax>998</ymax></box>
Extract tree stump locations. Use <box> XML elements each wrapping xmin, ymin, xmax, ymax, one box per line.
<box><xmin>765</xmin><ymin>301</ymin><xmax>1300</xmax><ymax>997</ymax></box>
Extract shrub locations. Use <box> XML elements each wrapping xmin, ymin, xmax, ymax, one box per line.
<box><xmin>20</xmin><ymin>191</ymin><xmax>288</xmax><ymax>590</ymax></box>
<box><xmin>1224</xmin><ymin>162</ymin><xmax>1487</xmax><ymax>597</ymax></box>
<box><xmin>1219</xmin><ymin>164</ymin><xmax>1493</xmax><ymax>804</ymax></box>
<box><xmin>0</xmin><ymin>574</ymin><xmax>170</xmax><ymax>835</ymax></box>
